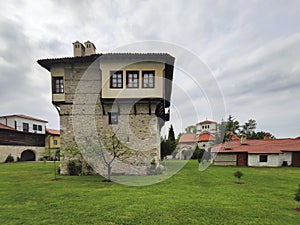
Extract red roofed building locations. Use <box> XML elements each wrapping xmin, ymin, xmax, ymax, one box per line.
<box><xmin>178</xmin><ymin>133</ymin><xmax>197</xmax><ymax>146</ymax></box>
<box><xmin>175</xmin><ymin>120</ymin><xmax>218</xmax><ymax>160</ymax></box>
<box><xmin>0</xmin><ymin>114</ymin><xmax>52</xmax><ymax>162</ymax></box>
<box><xmin>0</xmin><ymin>114</ymin><xmax>47</xmax><ymax>134</ymax></box>
<box><xmin>212</xmin><ymin>137</ymin><xmax>300</xmax><ymax>167</ymax></box>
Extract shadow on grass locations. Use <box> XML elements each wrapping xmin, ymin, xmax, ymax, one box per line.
<box><xmin>235</xmin><ymin>181</ymin><xmax>245</xmax><ymax>184</ymax></box>
<box><xmin>50</xmin><ymin>178</ymin><xmax>63</xmax><ymax>181</ymax></box>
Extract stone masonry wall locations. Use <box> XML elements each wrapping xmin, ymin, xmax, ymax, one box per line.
<box><xmin>0</xmin><ymin>145</ymin><xmax>44</xmax><ymax>162</ymax></box>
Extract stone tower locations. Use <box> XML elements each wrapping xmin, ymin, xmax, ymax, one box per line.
<box><xmin>38</xmin><ymin>41</ymin><xmax>175</xmax><ymax>175</ymax></box>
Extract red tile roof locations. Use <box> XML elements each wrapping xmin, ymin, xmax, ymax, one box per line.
<box><xmin>197</xmin><ymin>133</ymin><xmax>215</xmax><ymax>142</ymax></box>
<box><xmin>0</xmin><ymin>114</ymin><xmax>48</xmax><ymax>123</ymax></box>
<box><xmin>0</xmin><ymin>123</ymin><xmax>15</xmax><ymax>130</ymax></box>
<box><xmin>212</xmin><ymin>138</ymin><xmax>300</xmax><ymax>154</ymax></box>
<box><xmin>179</xmin><ymin>133</ymin><xmax>197</xmax><ymax>143</ymax></box>
<box><xmin>196</xmin><ymin>120</ymin><xmax>217</xmax><ymax>125</ymax></box>
<box><xmin>46</xmin><ymin>128</ymin><xmax>60</xmax><ymax>135</ymax></box>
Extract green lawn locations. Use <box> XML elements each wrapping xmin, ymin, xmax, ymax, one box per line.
<box><xmin>0</xmin><ymin>161</ymin><xmax>299</xmax><ymax>225</ymax></box>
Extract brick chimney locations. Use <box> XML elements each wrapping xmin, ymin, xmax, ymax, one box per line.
<box><xmin>264</xmin><ymin>133</ymin><xmax>271</xmax><ymax>140</ymax></box>
<box><xmin>84</xmin><ymin>40</ymin><xmax>96</xmax><ymax>56</ymax></box>
<box><xmin>241</xmin><ymin>134</ymin><xmax>247</xmax><ymax>145</ymax></box>
<box><xmin>73</xmin><ymin>41</ymin><xmax>85</xmax><ymax>57</ymax></box>
<box><xmin>224</xmin><ymin>139</ymin><xmax>231</xmax><ymax>150</ymax></box>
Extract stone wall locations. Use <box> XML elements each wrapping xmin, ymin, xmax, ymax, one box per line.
<box><xmin>0</xmin><ymin>145</ymin><xmax>45</xmax><ymax>162</ymax></box>
<box><xmin>213</xmin><ymin>153</ymin><xmax>237</xmax><ymax>166</ymax></box>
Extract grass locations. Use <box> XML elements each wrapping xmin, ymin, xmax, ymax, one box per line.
<box><xmin>0</xmin><ymin>161</ymin><xmax>299</xmax><ymax>225</ymax></box>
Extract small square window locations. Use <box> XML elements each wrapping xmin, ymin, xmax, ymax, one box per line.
<box><xmin>33</xmin><ymin>124</ymin><xmax>37</xmax><ymax>130</ymax></box>
<box><xmin>110</xmin><ymin>71</ymin><xmax>123</xmax><ymax>88</ymax></box>
<box><xmin>126</xmin><ymin>71</ymin><xmax>139</xmax><ymax>88</ymax></box>
<box><xmin>53</xmin><ymin>140</ymin><xmax>58</xmax><ymax>145</ymax></box>
<box><xmin>142</xmin><ymin>71</ymin><xmax>155</xmax><ymax>88</ymax></box>
<box><xmin>38</xmin><ymin>125</ymin><xmax>42</xmax><ymax>131</ymax></box>
<box><xmin>259</xmin><ymin>155</ymin><xmax>268</xmax><ymax>162</ymax></box>
<box><xmin>108</xmin><ymin>112</ymin><xmax>118</xmax><ymax>124</ymax></box>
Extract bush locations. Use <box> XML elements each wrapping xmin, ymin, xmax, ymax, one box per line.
<box><xmin>147</xmin><ymin>163</ymin><xmax>164</xmax><ymax>175</ymax></box>
<box><xmin>234</xmin><ymin>171</ymin><xmax>243</xmax><ymax>183</ymax></box>
<box><xmin>191</xmin><ymin>146</ymin><xmax>205</xmax><ymax>161</ymax></box>
<box><xmin>67</xmin><ymin>160</ymin><xmax>82</xmax><ymax>176</ymax></box>
<box><xmin>5</xmin><ymin>154</ymin><xmax>14</xmax><ymax>163</ymax></box>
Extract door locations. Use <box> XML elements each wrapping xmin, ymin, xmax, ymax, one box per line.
<box><xmin>292</xmin><ymin>152</ymin><xmax>300</xmax><ymax>167</ymax></box>
<box><xmin>237</xmin><ymin>153</ymin><xmax>248</xmax><ymax>166</ymax></box>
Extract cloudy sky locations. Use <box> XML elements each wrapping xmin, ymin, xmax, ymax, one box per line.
<box><xmin>1</xmin><ymin>0</ymin><xmax>300</xmax><ymax>138</ymax></box>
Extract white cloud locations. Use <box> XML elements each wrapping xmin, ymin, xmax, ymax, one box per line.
<box><xmin>0</xmin><ymin>0</ymin><xmax>300</xmax><ymax>137</ymax></box>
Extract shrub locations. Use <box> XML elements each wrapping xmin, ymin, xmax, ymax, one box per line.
<box><xmin>191</xmin><ymin>146</ymin><xmax>205</xmax><ymax>160</ymax></box>
<box><xmin>147</xmin><ymin>163</ymin><xmax>164</xmax><ymax>175</ymax></box>
<box><xmin>67</xmin><ymin>160</ymin><xmax>82</xmax><ymax>176</ymax></box>
<box><xmin>5</xmin><ymin>154</ymin><xmax>14</xmax><ymax>163</ymax></box>
<box><xmin>234</xmin><ymin>171</ymin><xmax>243</xmax><ymax>183</ymax></box>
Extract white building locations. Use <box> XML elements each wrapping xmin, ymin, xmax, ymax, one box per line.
<box><xmin>212</xmin><ymin>136</ymin><xmax>300</xmax><ymax>167</ymax></box>
<box><xmin>0</xmin><ymin>114</ymin><xmax>47</xmax><ymax>134</ymax></box>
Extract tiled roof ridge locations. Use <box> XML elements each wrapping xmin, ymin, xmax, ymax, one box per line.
<box><xmin>196</xmin><ymin>120</ymin><xmax>217</xmax><ymax>125</ymax></box>
<box><xmin>0</xmin><ymin>114</ymin><xmax>48</xmax><ymax>123</ymax></box>
<box><xmin>0</xmin><ymin>123</ymin><xmax>16</xmax><ymax>130</ymax></box>
<box><xmin>38</xmin><ymin>52</ymin><xmax>174</xmax><ymax>61</ymax></box>
<box><xmin>46</xmin><ymin>128</ymin><xmax>60</xmax><ymax>135</ymax></box>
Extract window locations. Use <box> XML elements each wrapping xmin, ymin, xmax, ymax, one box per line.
<box><xmin>110</xmin><ymin>71</ymin><xmax>123</xmax><ymax>88</ymax></box>
<box><xmin>126</xmin><ymin>71</ymin><xmax>139</xmax><ymax>88</ymax></box>
<box><xmin>142</xmin><ymin>71</ymin><xmax>155</xmax><ymax>88</ymax></box>
<box><xmin>53</xmin><ymin>77</ymin><xmax>64</xmax><ymax>93</ymax></box>
<box><xmin>259</xmin><ymin>155</ymin><xmax>268</xmax><ymax>162</ymax></box>
<box><xmin>14</xmin><ymin>121</ymin><xmax>17</xmax><ymax>129</ymax></box>
<box><xmin>33</xmin><ymin>124</ymin><xmax>37</xmax><ymax>131</ymax></box>
<box><xmin>108</xmin><ymin>112</ymin><xmax>118</xmax><ymax>124</ymax></box>
<box><xmin>23</xmin><ymin>123</ymin><xmax>29</xmax><ymax>132</ymax></box>
<box><xmin>38</xmin><ymin>125</ymin><xmax>42</xmax><ymax>131</ymax></box>
<box><xmin>53</xmin><ymin>140</ymin><xmax>58</xmax><ymax>145</ymax></box>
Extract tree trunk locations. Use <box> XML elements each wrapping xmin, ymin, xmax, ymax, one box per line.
<box><xmin>107</xmin><ymin>164</ymin><xmax>112</xmax><ymax>181</ymax></box>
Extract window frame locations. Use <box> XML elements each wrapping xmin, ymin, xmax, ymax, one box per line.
<box><xmin>108</xmin><ymin>112</ymin><xmax>118</xmax><ymax>124</ymax></box>
<box><xmin>53</xmin><ymin>140</ymin><xmax>58</xmax><ymax>145</ymax></box>
<box><xmin>142</xmin><ymin>71</ymin><xmax>155</xmax><ymax>88</ymax></box>
<box><xmin>110</xmin><ymin>71</ymin><xmax>123</xmax><ymax>89</ymax></box>
<box><xmin>53</xmin><ymin>77</ymin><xmax>64</xmax><ymax>94</ymax></box>
<box><xmin>126</xmin><ymin>71</ymin><xmax>139</xmax><ymax>88</ymax></box>
<box><xmin>259</xmin><ymin>155</ymin><xmax>268</xmax><ymax>162</ymax></box>
<box><xmin>38</xmin><ymin>125</ymin><xmax>42</xmax><ymax>131</ymax></box>
<box><xmin>33</xmin><ymin>124</ymin><xmax>37</xmax><ymax>131</ymax></box>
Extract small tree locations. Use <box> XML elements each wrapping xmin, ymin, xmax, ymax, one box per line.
<box><xmin>295</xmin><ymin>184</ymin><xmax>300</xmax><ymax>206</ymax></box>
<box><xmin>234</xmin><ymin>171</ymin><xmax>243</xmax><ymax>183</ymax></box>
<box><xmin>98</xmin><ymin>132</ymin><xmax>130</xmax><ymax>182</ymax></box>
